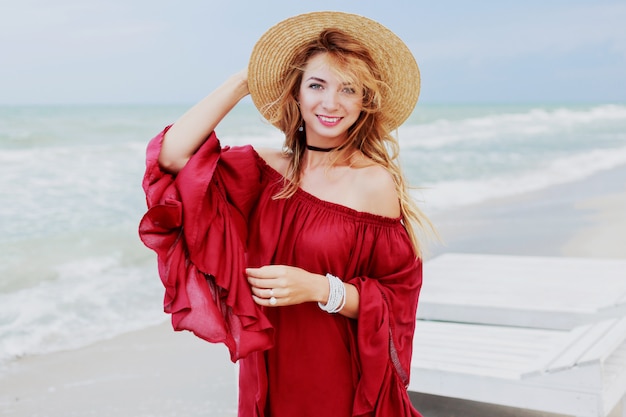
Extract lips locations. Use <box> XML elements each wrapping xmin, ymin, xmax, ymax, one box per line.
<box><xmin>317</xmin><ymin>115</ymin><xmax>342</xmax><ymax>126</ymax></box>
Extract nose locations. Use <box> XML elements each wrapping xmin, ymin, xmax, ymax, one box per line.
<box><xmin>322</xmin><ymin>90</ymin><xmax>339</xmax><ymax>111</ymax></box>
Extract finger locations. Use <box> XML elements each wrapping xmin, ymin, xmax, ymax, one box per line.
<box><xmin>246</xmin><ymin>265</ymin><xmax>284</xmax><ymax>279</ymax></box>
<box><xmin>247</xmin><ymin>276</ymin><xmax>278</xmax><ymax>289</ymax></box>
<box><xmin>249</xmin><ymin>286</ymin><xmax>263</xmax><ymax>297</ymax></box>
<box><xmin>252</xmin><ymin>294</ymin><xmax>279</xmax><ymax>307</ymax></box>
<box><xmin>245</xmin><ymin>267</ymin><xmax>272</xmax><ymax>279</ymax></box>
<box><xmin>250</xmin><ymin>286</ymin><xmax>275</xmax><ymax>298</ymax></box>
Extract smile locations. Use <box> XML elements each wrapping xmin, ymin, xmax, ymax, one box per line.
<box><xmin>317</xmin><ymin>115</ymin><xmax>342</xmax><ymax>126</ymax></box>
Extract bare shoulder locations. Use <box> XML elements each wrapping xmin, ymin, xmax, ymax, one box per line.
<box><xmin>255</xmin><ymin>147</ymin><xmax>289</xmax><ymax>176</ymax></box>
<box><xmin>354</xmin><ymin>163</ymin><xmax>400</xmax><ymax>218</ymax></box>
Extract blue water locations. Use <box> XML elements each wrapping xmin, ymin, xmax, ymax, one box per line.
<box><xmin>1</xmin><ymin>102</ymin><xmax>625</xmax><ymax>366</ymax></box>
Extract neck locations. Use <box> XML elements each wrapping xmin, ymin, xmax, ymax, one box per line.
<box><xmin>306</xmin><ymin>144</ymin><xmax>338</xmax><ymax>152</ymax></box>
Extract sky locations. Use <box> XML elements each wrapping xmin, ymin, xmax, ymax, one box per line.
<box><xmin>1</xmin><ymin>0</ymin><xmax>625</xmax><ymax>105</ymax></box>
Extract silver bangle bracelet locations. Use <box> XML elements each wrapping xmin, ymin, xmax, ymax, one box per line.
<box><xmin>318</xmin><ymin>273</ymin><xmax>346</xmax><ymax>313</ymax></box>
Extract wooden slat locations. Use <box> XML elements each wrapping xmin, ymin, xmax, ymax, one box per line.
<box><xmin>544</xmin><ymin>320</ymin><xmax>616</xmax><ymax>372</ymax></box>
<box><xmin>521</xmin><ymin>324</ymin><xmax>592</xmax><ymax>378</ymax></box>
<box><xmin>578</xmin><ymin>317</ymin><xmax>626</xmax><ymax>365</ymax></box>
<box><xmin>413</xmin><ymin>321</ymin><xmax>566</xmax><ymax>378</ymax></box>
<box><xmin>601</xmin><ymin>339</ymin><xmax>626</xmax><ymax>387</ymax></box>
<box><xmin>418</xmin><ymin>253</ymin><xmax>626</xmax><ymax>329</ymax></box>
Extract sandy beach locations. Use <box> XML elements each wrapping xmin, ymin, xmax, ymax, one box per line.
<box><xmin>1</xmin><ymin>165</ymin><xmax>625</xmax><ymax>417</ymax></box>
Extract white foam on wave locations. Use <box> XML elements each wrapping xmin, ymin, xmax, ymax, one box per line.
<box><xmin>0</xmin><ymin>252</ymin><xmax>166</xmax><ymax>366</ymax></box>
<box><xmin>0</xmin><ymin>140</ymin><xmax>148</xmax><ymax>241</ymax></box>
<box><xmin>400</xmin><ymin>104</ymin><xmax>626</xmax><ymax>149</ymax></box>
<box><xmin>419</xmin><ymin>145</ymin><xmax>626</xmax><ymax>211</ymax></box>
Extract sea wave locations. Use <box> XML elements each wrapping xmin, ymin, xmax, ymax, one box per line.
<box><xmin>420</xmin><ymin>145</ymin><xmax>626</xmax><ymax>210</ymax></box>
<box><xmin>400</xmin><ymin>104</ymin><xmax>626</xmax><ymax>149</ymax></box>
<box><xmin>0</xmin><ymin>239</ymin><xmax>165</xmax><ymax>366</ymax></box>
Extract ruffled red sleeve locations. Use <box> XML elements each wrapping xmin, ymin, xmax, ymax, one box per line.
<box><xmin>138</xmin><ymin>127</ymin><xmax>273</xmax><ymax>362</ymax></box>
<box><xmin>349</xmin><ymin>240</ymin><xmax>422</xmax><ymax>417</ymax></box>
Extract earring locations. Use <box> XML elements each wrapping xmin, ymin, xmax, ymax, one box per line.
<box><xmin>298</xmin><ymin>125</ymin><xmax>304</xmax><ymax>132</ymax></box>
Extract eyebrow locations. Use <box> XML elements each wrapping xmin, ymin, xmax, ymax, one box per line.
<box><xmin>305</xmin><ymin>76</ymin><xmax>353</xmax><ymax>86</ymax></box>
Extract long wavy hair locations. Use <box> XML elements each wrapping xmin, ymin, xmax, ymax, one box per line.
<box><xmin>266</xmin><ymin>29</ymin><xmax>435</xmax><ymax>256</ymax></box>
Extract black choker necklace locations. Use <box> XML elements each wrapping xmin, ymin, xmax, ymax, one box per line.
<box><xmin>306</xmin><ymin>144</ymin><xmax>338</xmax><ymax>152</ymax></box>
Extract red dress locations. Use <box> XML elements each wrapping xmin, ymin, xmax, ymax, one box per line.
<box><xmin>139</xmin><ymin>127</ymin><xmax>423</xmax><ymax>417</ymax></box>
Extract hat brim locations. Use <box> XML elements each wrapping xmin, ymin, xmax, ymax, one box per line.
<box><xmin>248</xmin><ymin>11</ymin><xmax>420</xmax><ymax>131</ymax></box>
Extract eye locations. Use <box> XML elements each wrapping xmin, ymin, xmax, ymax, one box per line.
<box><xmin>342</xmin><ymin>86</ymin><xmax>356</xmax><ymax>94</ymax></box>
<box><xmin>308</xmin><ymin>83</ymin><xmax>323</xmax><ymax>90</ymax></box>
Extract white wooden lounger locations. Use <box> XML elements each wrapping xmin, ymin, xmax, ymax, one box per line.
<box><xmin>410</xmin><ymin>253</ymin><xmax>626</xmax><ymax>416</ymax></box>
<box><xmin>417</xmin><ymin>253</ymin><xmax>626</xmax><ymax>329</ymax></box>
<box><xmin>409</xmin><ymin>317</ymin><xmax>626</xmax><ymax>417</ymax></box>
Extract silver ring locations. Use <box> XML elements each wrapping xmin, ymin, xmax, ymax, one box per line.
<box><xmin>269</xmin><ymin>289</ymin><xmax>274</xmax><ymax>297</ymax></box>
<box><xmin>269</xmin><ymin>296</ymin><xmax>277</xmax><ymax>306</ymax></box>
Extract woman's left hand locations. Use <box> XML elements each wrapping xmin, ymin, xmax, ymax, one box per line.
<box><xmin>246</xmin><ymin>265</ymin><xmax>326</xmax><ymax>307</ymax></box>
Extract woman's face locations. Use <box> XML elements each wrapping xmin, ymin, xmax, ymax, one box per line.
<box><xmin>297</xmin><ymin>53</ymin><xmax>363</xmax><ymax>145</ymax></box>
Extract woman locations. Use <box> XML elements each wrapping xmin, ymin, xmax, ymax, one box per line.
<box><xmin>139</xmin><ymin>11</ymin><xmax>434</xmax><ymax>417</ymax></box>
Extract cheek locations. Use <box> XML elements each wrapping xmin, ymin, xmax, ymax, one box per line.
<box><xmin>298</xmin><ymin>95</ymin><xmax>317</xmax><ymax>114</ymax></box>
<box><xmin>297</xmin><ymin>84</ymin><xmax>311</xmax><ymax>105</ymax></box>
<box><xmin>346</xmin><ymin>99</ymin><xmax>363</xmax><ymax>116</ymax></box>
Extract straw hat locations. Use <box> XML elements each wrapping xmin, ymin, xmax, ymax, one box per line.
<box><xmin>248</xmin><ymin>11</ymin><xmax>420</xmax><ymax>131</ymax></box>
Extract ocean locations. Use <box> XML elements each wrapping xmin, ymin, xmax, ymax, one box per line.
<box><xmin>1</xmin><ymin>102</ymin><xmax>626</xmax><ymax>367</ymax></box>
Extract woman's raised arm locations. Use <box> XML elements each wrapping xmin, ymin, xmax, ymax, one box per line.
<box><xmin>158</xmin><ymin>70</ymin><xmax>249</xmax><ymax>173</ymax></box>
